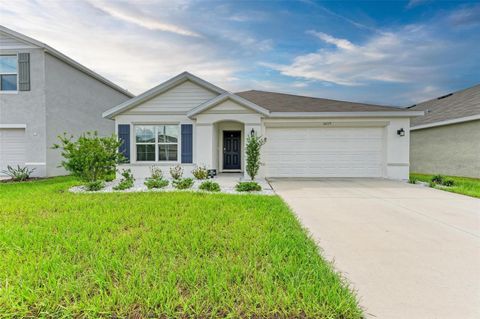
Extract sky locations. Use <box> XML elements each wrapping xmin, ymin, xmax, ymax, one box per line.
<box><xmin>1</xmin><ymin>0</ymin><xmax>479</xmax><ymax>106</ymax></box>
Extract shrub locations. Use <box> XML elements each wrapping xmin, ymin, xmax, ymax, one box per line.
<box><xmin>84</xmin><ymin>180</ymin><xmax>104</xmax><ymax>191</ymax></box>
<box><xmin>191</xmin><ymin>165</ymin><xmax>208</xmax><ymax>180</ymax></box>
<box><xmin>431</xmin><ymin>175</ymin><xmax>444</xmax><ymax>184</ymax></box>
<box><xmin>199</xmin><ymin>180</ymin><xmax>221</xmax><ymax>192</ymax></box>
<box><xmin>428</xmin><ymin>181</ymin><xmax>436</xmax><ymax>188</ymax></box>
<box><xmin>150</xmin><ymin>166</ymin><xmax>163</xmax><ymax>180</ymax></box>
<box><xmin>408</xmin><ymin>177</ymin><xmax>417</xmax><ymax>184</ymax></box>
<box><xmin>235</xmin><ymin>181</ymin><xmax>262</xmax><ymax>192</ymax></box>
<box><xmin>170</xmin><ymin>164</ymin><xmax>183</xmax><ymax>180</ymax></box>
<box><xmin>144</xmin><ymin>178</ymin><xmax>169</xmax><ymax>189</ymax></box>
<box><xmin>246</xmin><ymin>134</ymin><xmax>266</xmax><ymax>180</ymax></box>
<box><xmin>113</xmin><ymin>169</ymin><xmax>135</xmax><ymax>191</ymax></box>
<box><xmin>173</xmin><ymin>178</ymin><xmax>194</xmax><ymax>190</ymax></box>
<box><xmin>1</xmin><ymin>165</ymin><xmax>35</xmax><ymax>181</ymax></box>
<box><xmin>442</xmin><ymin>179</ymin><xmax>455</xmax><ymax>187</ymax></box>
<box><xmin>53</xmin><ymin>131</ymin><xmax>123</xmax><ymax>182</ymax></box>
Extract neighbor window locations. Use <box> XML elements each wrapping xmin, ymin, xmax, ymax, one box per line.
<box><xmin>135</xmin><ymin>125</ymin><xmax>178</xmax><ymax>162</ymax></box>
<box><xmin>0</xmin><ymin>55</ymin><xmax>18</xmax><ymax>91</ymax></box>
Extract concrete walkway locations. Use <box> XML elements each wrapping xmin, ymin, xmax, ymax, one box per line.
<box><xmin>270</xmin><ymin>178</ymin><xmax>480</xmax><ymax>319</ymax></box>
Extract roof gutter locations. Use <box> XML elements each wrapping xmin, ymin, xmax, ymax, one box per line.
<box><xmin>269</xmin><ymin>111</ymin><xmax>424</xmax><ymax>118</ymax></box>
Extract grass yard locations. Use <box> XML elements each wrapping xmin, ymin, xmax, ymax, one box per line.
<box><xmin>0</xmin><ymin>177</ymin><xmax>362</xmax><ymax>318</ymax></box>
<box><xmin>410</xmin><ymin>173</ymin><xmax>480</xmax><ymax>198</ymax></box>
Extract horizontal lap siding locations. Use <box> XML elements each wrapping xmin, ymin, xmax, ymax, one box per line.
<box><xmin>126</xmin><ymin>81</ymin><xmax>218</xmax><ymax>114</ymax></box>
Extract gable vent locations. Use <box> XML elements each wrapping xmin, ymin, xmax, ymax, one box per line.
<box><xmin>437</xmin><ymin>93</ymin><xmax>453</xmax><ymax>100</ymax></box>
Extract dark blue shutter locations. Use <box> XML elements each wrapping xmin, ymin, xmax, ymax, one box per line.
<box><xmin>181</xmin><ymin>124</ymin><xmax>193</xmax><ymax>163</ymax></box>
<box><xmin>118</xmin><ymin>124</ymin><xmax>130</xmax><ymax>162</ymax></box>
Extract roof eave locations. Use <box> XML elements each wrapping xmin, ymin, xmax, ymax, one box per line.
<box><xmin>268</xmin><ymin>111</ymin><xmax>424</xmax><ymax>118</ymax></box>
<box><xmin>411</xmin><ymin>114</ymin><xmax>480</xmax><ymax>130</ymax></box>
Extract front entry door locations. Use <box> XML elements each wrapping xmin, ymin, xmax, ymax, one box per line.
<box><xmin>223</xmin><ymin>131</ymin><xmax>241</xmax><ymax>170</ymax></box>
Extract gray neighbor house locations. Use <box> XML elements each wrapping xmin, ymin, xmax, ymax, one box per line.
<box><xmin>0</xmin><ymin>26</ymin><xmax>133</xmax><ymax>177</ymax></box>
<box><xmin>409</xmin><ymin>84</ymin><xmax>480</xmax><ymax>178</ymax></box>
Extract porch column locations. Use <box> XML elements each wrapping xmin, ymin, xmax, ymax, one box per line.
<box><xmin>195</xmin><ymin>123</ymin><xmax>214</xmax><ymax>168</ymax></box>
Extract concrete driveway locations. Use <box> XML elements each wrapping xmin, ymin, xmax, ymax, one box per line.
<box><xmin>270</xmin><ymin>178</ymin><xmax>480</xmax><ymax>319</ymax></box>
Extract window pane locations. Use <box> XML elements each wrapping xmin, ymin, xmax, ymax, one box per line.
<box><xmin>0</xmin><ymin>55</ymin><xmax>17</xmax><ymax>73</ymax></box>
<box><xmin>135</xmin><ymin>126</ymin><xmax>155</xmax><ymax>143</ymax></box>
<box><xmin>1</xmin><ymin>74</ymin><xmax>17</xmax><ymax>91</ymax></box>
<box><xmin>158</xmin><ymin>125</ymin><xmax>178</xmax><ymax>143</ymax></box>
<box><xmin>137</xmin><ymin>144</ymin><xmax>155</xmax><ymax>161</ymax></box>
<box><xmin>159</xmin><ymin>144</ymin><xmax>178</xmax><ymax>161</ymax></box>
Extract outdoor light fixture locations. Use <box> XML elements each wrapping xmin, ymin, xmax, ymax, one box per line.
<box><xmin>397</xmin><ymin>128</ymin><xmax>405</xmax><ymax>136</ymax></box>
<box><xmin>250</xmin><ymin>128</ymin><xmax>255</xmax><ymax>136</ymax></box>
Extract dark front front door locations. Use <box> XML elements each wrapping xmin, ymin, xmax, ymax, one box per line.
<box><xmin>223</xmin><ymin>131</ymin><xmax>241</xmax><ymax>170</ymax></box>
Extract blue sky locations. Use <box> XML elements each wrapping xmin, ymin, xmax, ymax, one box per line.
<box><xmin>1</xmin><ymin>0</ymin><xmax>479</xmax><ymax>106</ymax></box>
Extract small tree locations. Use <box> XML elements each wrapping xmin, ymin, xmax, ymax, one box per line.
<box><xmin>245</xmin><ymin>134</ymin><xmax>266</xmax><ymax>180</ymax></box>
<box><xmin>53</xmin><ymin>131</ymin><xmax>124</xmax><ymax>182</ymax></box>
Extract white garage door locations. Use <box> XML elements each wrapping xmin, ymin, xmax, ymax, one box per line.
<box><xmin>265</xmin><ymin>127</ymin><xmax>384</xmax><ymax>177</ymax></box>
<box><xmin>0</xmin><ymin>129</ymin><xmax>26</xmax><ymax>176</ymax></box>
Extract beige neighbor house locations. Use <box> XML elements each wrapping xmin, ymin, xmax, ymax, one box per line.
<box><xmin>408</xmin><ymin>84</ymin><xmax>480</xmax><ymax>178</ymax></box>
<box><xmin>103</xmin><ymin>72</ymin><xmax>423</xmax><ymax>180</ymax></box>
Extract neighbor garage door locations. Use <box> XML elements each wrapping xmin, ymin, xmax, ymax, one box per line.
<box><xmin>265</xmin><ymin>126</ymin><xmax>384</xmax><ymax>177</ymax></box>
<box><xmin>0</xmin><ymin>129</ymin><xmax>26</xmax><ymax>176</ymax></box>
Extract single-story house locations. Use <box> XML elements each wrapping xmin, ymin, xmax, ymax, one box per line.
<box><xmin>103</xmin><ymin>72</ymin><xmax>422</xmax><ymax>180</ymax></box>
<box><xmin>0</xmin><ymin>25</ymin><xmax>133</xmax><ymax>177</ymax></box>
<box><xmin>408</xmin><ymin>84</ymin><xmax>480</xmax><ymax>178</ymax></box>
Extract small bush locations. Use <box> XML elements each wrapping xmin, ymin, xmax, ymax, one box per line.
<box><xmin>145</xmin><ymin>178</ymin><xmax>169</xmax><ymax>189</ymax></box>
<box><xmin>235</xmin><ymin>181</ymin><xmax>262</xmax><ymax>192</ymax></box>
<box><xmin>173</xmin><ymin>178</ymin><xmax>194</xmax><ymax>190</ymax></box>
<box><xmin>428</xmin><ymin>181</ymin><xmax>436</xmax><ymax>188</ymax></box>
<box><xmin>191</xmin><ymin>165</ymin><xmax>208</xmax><ymax>180</ymax></box>
<box><xmin>408</xmin><ymin>177</ymin><xmax>417</xmax><ymax>184</ymax></box>
<box><xmin>113</xmin><ymin>169</ymin><xmax>135</xmax><ymax>191</ymax></box>
<box><xmin>442</xmin><ymin>179</ymin><xmax>455</xmax><ymax>187</ymax></box>
<box><xmin>150</xmin><ymin>166</ymin><xmax>163</xmax><ymax>180</ymax></box>
<box><xmin>84</xmin><ymin>180</ymin><xmax>104</xmax><ymax>191</ymax></box>
<box><xmin>170</xmin><ymin>164</ymin><xmax>183</xmax><ymax>180</ymax></box>
<box><xmin>199</xmin><ymin>180</ymin><xmax>221</xmax><ymax>192</ymax></box>
<box><xmin>1</xmin><ymin>165</ymin><xmax>35</xmax><ymax>181</ymax></box>
<box><xmin>431</xmin><ymin>175</ymin><xmax>444</xmax><ymax>184</ymax></box>
<box><xmin>246</xmin><ymin>135</ymin><xmax>266</xmax><ymax>180</ymax></box>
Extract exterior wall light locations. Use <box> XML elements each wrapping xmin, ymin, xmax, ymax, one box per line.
<box><xmin>250</xmin><ymin>128</ymin><xmax>255</xmax><ymax>136</ymax></box>
<box><xmin>397</xmin><ymin>128</ymin><xmax>405</xmax><ymax>136</ymax></box>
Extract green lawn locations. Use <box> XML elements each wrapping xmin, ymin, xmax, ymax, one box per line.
<box><xmin>410</xmin><ymin>173</ymin><xmax>480</xmax><ymax>198</ymax></box>
<box><xmin>0</xmin><ymin>177</ymin><xmax>362</xmax><ymax>318</ymax></box>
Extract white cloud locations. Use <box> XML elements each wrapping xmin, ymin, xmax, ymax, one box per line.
<box><xmin>268</xmin><ymin>27</ymin><xmax>447</xmax><ymax>86</ymax></box>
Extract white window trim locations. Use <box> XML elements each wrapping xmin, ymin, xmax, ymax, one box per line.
<box><xmin>0</xmin><ymin>53</ymin><xmax>19</xmax><ymax>94</ymax></box>
<box><xmin>134</xmin><ymin>124</ymin><xmax>180</xmax><ymax>163</ymax></box>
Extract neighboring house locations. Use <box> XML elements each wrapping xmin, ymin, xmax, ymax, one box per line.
<box><xmin>0</xmin><ymin>26</ymin><xmax>133</xmax><ymax>177</ymax></box>
<box><xmin>103</xmin><ymin>72</ymin><xmax>422</xmax><ymax>180</ymax></box>
<box><xmin>408</xmin><ymin>85</ymin><xmax>480</xmax><ymax>178</ymax></box>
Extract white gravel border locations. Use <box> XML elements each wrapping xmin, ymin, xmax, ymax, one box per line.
<box><xmin>69</xmin><ymin>178</ymin><xmax>275</xmax><ymax>195</ymax></box>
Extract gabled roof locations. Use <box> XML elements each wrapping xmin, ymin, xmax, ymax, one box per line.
<box><xmin>408</xmin><ymin>84</ymin><xmax>480</xmax><ymax>129</ymax></box>
<box><xmin>103</xmin><ymin>72</ymin><xmax>226</xmax><ymax>119</ymax></box>
<box><xmin>236</xmin><ymin>90</ymin><xmax>406</xmax><ymax>112</ymax></box>
<box><xmin>0</xmin><ymin>25</ymin><xmax>133</xmax><ymax>98</ymax></box>
<box><xmin>187</xmin><ymin>92</ymin><xmax>270</xmax><ymax>118</ymax></box>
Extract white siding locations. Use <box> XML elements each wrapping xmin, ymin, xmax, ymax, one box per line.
<box><xmin>125</xmin><ymin>80</ymin><xmax>218</xmax><ymax>114</ymax></box>
<box><xmin>0</xmin><ymin>32</ymin><xmax>36</xmax><ymax>49</ymax></box>
<box><xmin>204</xmin><ymin>100</ymin><xmax>257</xmax><ymax>114</ymax></box>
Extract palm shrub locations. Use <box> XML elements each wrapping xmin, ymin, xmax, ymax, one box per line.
<box><xmin>53</xmin><ymin>131</ymin><xmax>123</xmax><ymax>182</ymax></box>
<box><xmin>245</xmin><ymin>134</ymin><xmax>266</xmax><ymax>180</ymax></box>
<box><xmin>199</xmin><ymin>180</ymin><xmax>221</xmax><ymax>192</ymax></box>
<box><xmin>1</xmin><ymin>165</ymin><xmax>35</xmax><ymax>181</ymax></box>
<box><xmin>113</xmin><ymin>169</ymin><xmax>135</xmax><ymax>191</ymax></box>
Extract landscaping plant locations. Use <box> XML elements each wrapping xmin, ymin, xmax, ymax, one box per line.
<box><xmin>442</xmin><ymin>179</ymin><xmax>455</xmax><ymax>187</ymax></box>
<box><xmin>410</xmin><ymin>173</ymin><xmax>480</xmax><ymax>198</ymax></box>
<box><xmin>235</xmin><ymin>181</ymin><xmax>262</xmax><ymax>192</ymax></box>
<box><xmin>113</xmin><ymin>169</ymin><xmax>135</xmax><ymax>191</ymax></box>
<box><xmin>170</xmin><ymin>164</ymin><xmax>183</xmax><ymax>180</ymax></box>
<box><xmin>245</xmin><ymin>134</ymin><xmax>266</xmax><ymax>180</ymax></box>
<box><xmin>191</xmin><ymin>165</ymin><xmax>208</xmax><ymax>180</ymax></box>
<box><xmin>431</xmin><ymin>175</ymin><xmax>444</xmax><ymax>184</ymax></box>
<box><xmin>173</xmin><ymin>177</ymin><xmax>194</xmax><ymax>189</ymax></box>
<box><xmin>84</xmin><ymin>180</ymin><xmax>105</xmax><ymax>191</ymax></box>
<box><xmin>199</xmin><ymin>180</ymin><xmax>221</xmax><ymax>192</ymax></box>
<box><xmin>144</xmin><ymin>166</ymin><xmax>169</xmax><ymax>189</ymax></box>
<box><xmin>52</xmin><ymin>131</ymin><xmax>123</xmax><ymax>183</ymax></box>
<box><xmin>408</xmin><ymin>177</ymin><xmax>417</xmax><ymax>184</ymax></box>
<box><xmin>1</xmin><ymin>165</ymin><xmax>35</xmax><ymax>181</ymax></box>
